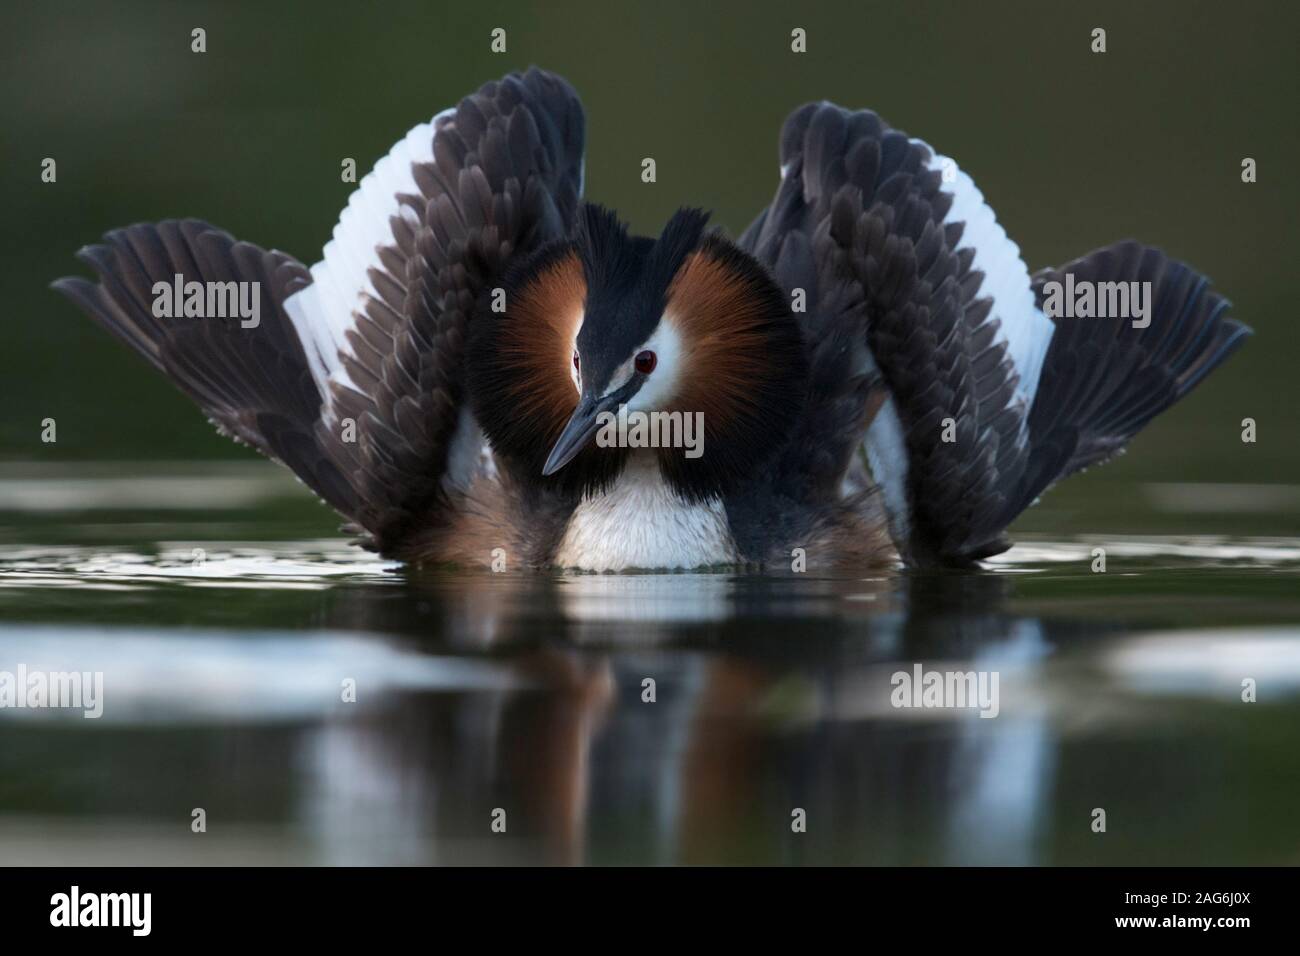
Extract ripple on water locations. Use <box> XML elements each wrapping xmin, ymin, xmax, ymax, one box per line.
<box><xmin>0</xmin><ymin>541</ymin><xmax>398</xmax><ymax>591</ymax></box>
<box><xmin>0</xmin><ymin>536</ymin><xmax>1298</xmax><ymax>592</ymax></box>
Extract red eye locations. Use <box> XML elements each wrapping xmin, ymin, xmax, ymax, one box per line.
<box><xmin>635</xmin><ymin>350</ymin><xmax>657</xmax><ymax>374</ymax></box>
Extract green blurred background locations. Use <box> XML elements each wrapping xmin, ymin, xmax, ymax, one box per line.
<box><xmin>2</xmin><ymin>0</ymin><xmax>1295</xmax><ymax>485</ymax></box>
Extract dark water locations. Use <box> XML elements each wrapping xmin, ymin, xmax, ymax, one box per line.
<box><xmin>1</xmin><ymin>464</ymin><xmax>1298</xmax><ymax>865</ymax></box>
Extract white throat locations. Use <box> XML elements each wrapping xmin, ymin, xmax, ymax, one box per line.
<box><xmin>554</xmin><ymin>454</ymin><xmax>736</xmax><ymax>571</ymax></box>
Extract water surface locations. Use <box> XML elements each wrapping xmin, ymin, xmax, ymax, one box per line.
<box><xmin>1</xmin><ymin>463</ymin><xmax>1298</xmax><ymax>865</ymax></box>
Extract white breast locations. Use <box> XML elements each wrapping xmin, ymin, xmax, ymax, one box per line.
<box><xmin>554</xmin><ymin>455</ymin><xmax>737</xmax><ymax>571</ymax></box>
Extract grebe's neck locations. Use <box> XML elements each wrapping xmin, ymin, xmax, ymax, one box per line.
<box><xmin>553</xmin><ymin>453</ymin><xmax>736</xmax><ymax>571</ymax></box>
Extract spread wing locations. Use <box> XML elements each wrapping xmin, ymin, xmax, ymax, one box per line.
<box><xmin>740</xmin><ymin>102</ymin><xmax>1048</xmax><ymax>563</ymax></box>
<box><xmin>741</xmin><ymin>102</ymin><xmax>1247</xmax><ymax>565</ymax></box>
<box><xmin>54</xmin><ymin>67</ymin><xmax>585</xmax><ymax>556</ymax></box>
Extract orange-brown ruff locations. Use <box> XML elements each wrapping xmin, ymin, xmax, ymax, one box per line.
<box><xmin>52</xmin><ymin>67</ymin><xmax>1250</xmax><ymax>572</ymax></box>
<box><xmin>494</xmin><ymin>251</ymin><xmax>586</xmax><ymax>454</ymax></box>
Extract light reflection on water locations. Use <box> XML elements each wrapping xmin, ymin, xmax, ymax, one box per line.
<box><xmin>1</xmin><ymin>473</ymin><xmax>1300</xmax><ymax>864</ymax></box>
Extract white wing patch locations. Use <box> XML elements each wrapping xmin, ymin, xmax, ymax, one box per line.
<box><xmin>912</xmin><ymin>140</ymin><xmax>1055</xmax><ymax>406</ymax></box>
<box><xmin>863</xmin><ymin>393</ymin><xmax>912</xmax><ymax>548</ymax></box>
<box><xmin>852</xmin><ymin>139</ymin><xmax>1054</xmax><ymax>550</ymax></box>
<box><xmin>282</xmin><ymin>108</ymin><xmax>455</xmax><ymax>414</ymax></box>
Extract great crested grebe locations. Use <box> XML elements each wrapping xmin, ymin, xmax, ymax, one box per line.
<box><xmin>54</xmin><ymin>68</ymin><xmax>1249</xmax><ymax>572</ymax></box>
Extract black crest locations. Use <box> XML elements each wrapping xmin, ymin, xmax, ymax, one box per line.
<box><xmin>573</xmin><ymin>205</ymin><xmax>710</xmax><ymax>394</ymax></box>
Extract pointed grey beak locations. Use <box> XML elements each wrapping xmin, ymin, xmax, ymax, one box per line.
<box><xmin>542</xmin><ymin>394</ymin><xmax>614</xmax><ymax>476</ymax></box>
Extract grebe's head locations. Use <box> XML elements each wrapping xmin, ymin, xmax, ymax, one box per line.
<box><xmin>468</xmin><ymin>203</ymin><xmax>807</xmax><ymax>500</ymax></box>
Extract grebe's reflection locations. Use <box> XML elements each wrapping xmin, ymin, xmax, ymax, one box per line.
<box><xmin>296</xmin><ymin>570</ymin><xmax>1078</xmax><ymax>864</ymax></box>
